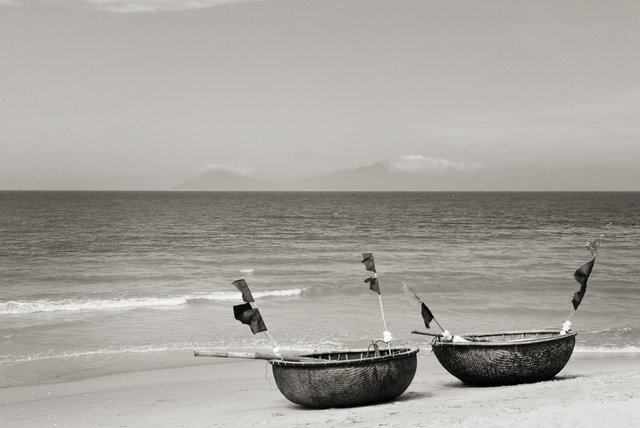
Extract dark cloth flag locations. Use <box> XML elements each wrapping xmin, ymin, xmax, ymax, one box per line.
<box><xmin>232</xmin><ymin>279</ymin><xmax>254</xmax><ymax>303</ymax></box>
<box><xmin>571</xmin><ymin>289</ymin><xmax>586</xmax><ymax>312</ymax></box>
<box><xmin>574</xmin><ymin>258</ymin><xmax>595</xmax><ymax>287</ymax></box>
<box><xmin>420</xmin><ymin>302</ymin><xmax>434</xmax><ymax>329</ymax></box>
<box><xmin>233</xmin><ymin>302</ymin><xmax>267</xmax><ymax>334</ymax></box>
<box><xmin>361</xmin><ymin>252</ymin><xmax>376</xmax><ymax>273</ymax></box>
<box><xmin>571</xmin><ymin>258</ymin><xmax>596</xmax><ymax>310</ymax></box>
<box><xmin>364</xmin><ymin>277</ymin><xmax>380</xmax><ymax>294</ymax></box>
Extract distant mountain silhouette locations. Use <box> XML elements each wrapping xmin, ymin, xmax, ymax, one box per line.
<box><xmin>289</xmin><ymin>163</ymin><xmax>441</xmax><ymax>191</ymax></box>
<box><xmin>290</xmin><ymin>163</ymin><xmax>640</xmax><ymax>191</ymax></box>
<box><xmin>173</xmin><ymin>170</ymin><xmax>278</xmax><ymax>191</ymax></box>
<box><xmin>174</xmin><ymin>163</ymin><xmax>640</xmax><ymax>191</ymax></box>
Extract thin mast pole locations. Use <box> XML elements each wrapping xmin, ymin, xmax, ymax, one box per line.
<box><xmin>403</xmin><ymin>283</ymin><xmax>446</xmax><ymax>333</ymax></box>
<box><xmin>375</xmin><ymin>273</ymin><xmax>389</xmax><ymax>333</ymax></box>
<box><xmin>374</xmin><ymin>272</ymin><xmax>392</xmax><ymax>351</ymax></box>
<box><xmin>433</xmin><ymin>318</ymin><xmax>446</xmax><ymax>334</ymax></box>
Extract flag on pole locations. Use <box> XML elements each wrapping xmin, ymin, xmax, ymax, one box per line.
<box><xmin>361</xmin><ymin>252</ymin><xmax>376</xmax><ymax>273</ymax></box>
<box><xmin>232</xmin><ymin>279</ymin><xmax>254</xmax><ymax>303</ymax></box>
<box><xmin>420</xmin><ymin>302</ymin><xmax>434</xmax><ymax>329</ymax></box>
<box><xmin>233</xmin><ymin>302</ymin><xmax>267</xmax><ymax>334</ymax></box>
<box><xmin>364</xmin><ymin>277</ymin><xmax>380</xmax><ymax>294</ymax></box>
<box><xmin>571</xmin><ymin>258</ymin><xmax>596</xmax><ymax>310</ymax></box>
<box><xmin>403</xmin><ymin>284</ymin><xmax>436</xmax><ymax>330</ymax></box>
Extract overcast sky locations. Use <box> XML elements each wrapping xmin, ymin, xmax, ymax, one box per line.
<box><xmin>1</xmin><ymin>0</ymin><xmax>639</xmax><ymax>190</ymax></box>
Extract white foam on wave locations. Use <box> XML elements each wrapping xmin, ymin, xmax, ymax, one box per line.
<box><xmin>575</xmin><ymin>345</ymin><xmax>640</xmax><ymax>353</ymax></box>
<box><xmin>0</xmin><ymin>343</ymin><xmax>195</xmax><ymax>364</ymax></box>
<box><xmin>589</xmin><ymin>327</ymin><xmax>632</xmax><ymax>334</ymax></box>
<box><xmin>0</xmin><ymin>338</ymin><xmax>341</xmax><ymax>365</ymax></box>
<box><xmin>0</xmin><ymin>289</ymin><xmax>305</xmax><ymax>315</ymax></box>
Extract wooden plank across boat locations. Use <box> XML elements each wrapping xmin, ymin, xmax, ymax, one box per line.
<box><xmin>430</xmin><ymin>330</ymin><xmax>577</xmax><ymax>386</ymax></box>
<box><xmin>270</xmin><ymin>346</ymin><xmax>419</xmax><ymax>408</ymax></box>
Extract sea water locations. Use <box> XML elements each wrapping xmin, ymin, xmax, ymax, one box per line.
<box><xmin>1</xmin><ymin>191</ymin><xmax>639</xmax><ymax>387</ymax></box>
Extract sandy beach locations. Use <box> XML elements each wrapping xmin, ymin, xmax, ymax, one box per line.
<box><xmin>1</xmin><ymin>351</ymin><xmax>638</xmax><ymax>427</ymax></box>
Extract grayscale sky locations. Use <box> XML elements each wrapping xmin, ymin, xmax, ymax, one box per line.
<box><xmin>1</xmin><ymin>0</ymin><xmax>639</xmax><ymax>190</ymax></box>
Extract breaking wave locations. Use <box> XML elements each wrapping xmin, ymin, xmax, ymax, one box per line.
<box><xmin>574</xmin><ymin>345</ymin><xmax>640</xmax><ymax>353</ymax></box>
<box><xmin>0</xmin><ymin>344</ymin><xmax>188</xmax><ymax>364</ymax></box>
<box><xmin>0</xmin><ymin>289</ymin><xmax>304</xmax><ymax>315</ymax></box>
<box><xmin>0</xmin><ymin>338</ymin><xmax>345</xmax><ymax>365</ymax></box>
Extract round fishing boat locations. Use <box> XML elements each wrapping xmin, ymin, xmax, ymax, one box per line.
<box><xmin>270</xmin><ymin>346</ymin><xmax>419</xmax><ymax>408</ymax></box>
<box><xmin>431</xmin><ymin>330</ymin><xmax>576</xmax><ymax>386</ymax></box>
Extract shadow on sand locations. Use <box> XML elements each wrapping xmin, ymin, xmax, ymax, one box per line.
<box><xmin>441</xmin><ymin>373</ymin><xmax>584</xmax><ymax>389</ymax></box>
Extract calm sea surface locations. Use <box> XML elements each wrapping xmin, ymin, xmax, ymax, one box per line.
<box><xmin>1</xmin><ymin>191</ymin><xmax>639</xmax><ymax>386</ymax></box>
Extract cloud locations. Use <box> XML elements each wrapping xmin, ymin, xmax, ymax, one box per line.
<box><xmin>4</xmin><ymin>0</ymin><xmax>264</xmax><ymax>13</ymax></box>
<box><xmin>199</xmin><ymin>164</ymin><xmax>254</xmax><ymax>176</ymax></box>
<box><xmin>85</xmin><ymin>0</ymin><xmax>256</xmax><ymax>13</ymax></box>
<box><xmin>386</xmin><ymin>155</ymin><xmax>481</xmax><ymax>174</ymax></box>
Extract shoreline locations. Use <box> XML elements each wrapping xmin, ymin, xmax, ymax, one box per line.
<box><xmin>1</xmin><ymin>352</ymin><xmax>638</xmax><ymax>427</ymax></box>
<box><xmin>3</xmin><ymin>346</ymin><xmax>639</xmax><ymax>389</ymax></box>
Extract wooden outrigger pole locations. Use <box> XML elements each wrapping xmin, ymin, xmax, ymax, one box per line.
<box><xmin>194</xmin><ymin>350</ymin><xmax>317</xmax><ymax>362</ymax></box>
<box><xmin>410</xmin><ymin>330</ymin><xmax>443</xmax><ymax>337</ymax></box>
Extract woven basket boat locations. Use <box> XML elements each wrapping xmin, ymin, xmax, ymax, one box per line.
<box><xmin>431</xmin><ymin>330</ymin><xmax>576</xmax><ymax>386</ymax></box>
<box><xmin>270</xmin><ymin>346</ymin><xmax>419</xmax><ymax>408</ymax></box>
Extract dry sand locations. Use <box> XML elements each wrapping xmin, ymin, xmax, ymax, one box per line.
<box><xmin>1</xmin><ymin>352</ymin><xmax>638</xmax><ymax>427</ymax></box>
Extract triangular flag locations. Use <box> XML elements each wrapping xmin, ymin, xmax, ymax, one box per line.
<box><xmin>364</xmin><ymin>277</ymin><xmax>380</xmax><ymax>294</ymax></box>
<box><xmin>574</xmin><ymin>258</ymin><xmax>595</xmax><ymax>288</ymax></box>
<box><xmin>571</xmin><ymin>258</ymin><xmax>596</xmax><ymax>310</ymax></box>
<box><xmin>361</xmin><ymin>252</ymin><xmax>376</xmax><ymax>273</ymax></box>
<box><xmin>571</xmin><ymin>288</ymin><xmax>586</xmax><ymax>311</ymax></box>
<box><xmin>232</xmin><ymin>279</ymin><xmax>254</xmax><ymax>303</ymax></box>
<box><xmin>420</xmin><ymin>302</ymin><xmax>434</xmax><ymax>329</ymax></box>
<box><xmin>233</xmin><ymin>302</ymin><xmax>267</xmax><ymax>334</ymax></box>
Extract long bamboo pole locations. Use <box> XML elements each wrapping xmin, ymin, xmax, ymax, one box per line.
<box><xmin>371</xmin><ymin>271</ymin><xmax>392</xmax><ymax>351</ymax></box>
<box><xmin>194</xmin><ymin>350</ymin><xmax>317</xmax><ymax>362</ymax></box>
<box><xmin>432</xmin><ymin>318</ymin><xmax>446</xmax><ymax>334</ymax></box>
<box><xmin>375</xmin><ymin>273</ymin><xmax>389</xmax><ymax>334</ymax></box>
<box><xmin>411</xmin><ymin>330</ymin><xmax>443</xmax><ymax>337</ymax></box>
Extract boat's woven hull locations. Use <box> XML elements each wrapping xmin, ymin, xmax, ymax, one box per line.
<box><xmin>270</xmin><ymin>347</ymin><xmax>418</xmax><ymax>408</ymax></box>
<box><xmin>432</xmin><ymin>330</ymin><xmax>576</xmax><ymax>386</ymax></box>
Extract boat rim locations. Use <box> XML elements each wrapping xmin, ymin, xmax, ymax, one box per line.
<box><xmin>432</xmin><ymin>329</ymin><xmax>577</xmax><ymax>347</ymax></box>
<box><xmin>270</xmin><ymin>346</ymin><xmax>419</xmax><ymax>368</ymax></box>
